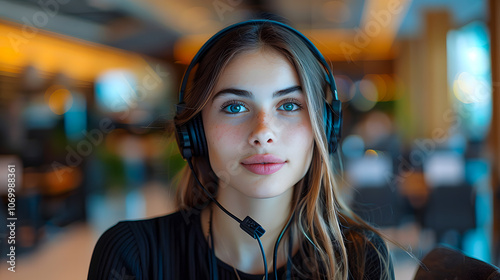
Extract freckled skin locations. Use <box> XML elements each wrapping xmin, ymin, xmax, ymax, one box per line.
<box><xmin>202</xmin><ymin>48</ymin><xmax>314</xmax><ymax>198</ymax></box>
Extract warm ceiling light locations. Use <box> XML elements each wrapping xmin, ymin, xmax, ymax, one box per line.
<box><xmin>0</xmin><ymin>20</ymin><xmax>153</xmax><ymax>82</ymax></box>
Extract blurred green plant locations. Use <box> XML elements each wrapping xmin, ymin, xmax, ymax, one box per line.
<box><xmin>161</xmin><ymin>135</ymin><xmax>186</xmax><ymax>184</ymax></box>
<box><xmin>96</xmin><ymin>146</ymin><xmax>126</xmax><ymax>191</ymax></box>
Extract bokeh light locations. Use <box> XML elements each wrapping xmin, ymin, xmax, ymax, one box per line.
<box><xmin>96</xmin><ymin>69</ymin><xmax>137</xmax><ymax>112</ymax></box>
<box><xmin>359</xmin><ymin>75</ymin><xmax>379</xmax><ymax>102</ymax></box>
<box><xmin>365</xmin><ymin>149</ymin><xmax>378</xmax><ymax>157</ymax></box>
<box><xmin>453</xmin><ymin>71</ymin><xmax>491</xmax><ymax>104</ymax></box>
<box><xmin>341</xmin><ymin>134</ymin><xmax>365</xmax><ymax>158</ymax></box>
<box><xmin>335</xmin><ymin>75</ymin><xmax>355</xmax><ymax>102</ymax></box>
<box><xmin>46</xmin><ymin>86</ymin><xmax>73</xmax><ymax>115</ymax></box>
<box><xmin>350</xmin><ymin>80</ymin><xmax>377</xmax><ymax>111</ymax></box>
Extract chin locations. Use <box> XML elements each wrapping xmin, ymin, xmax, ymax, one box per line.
<box><xmin>237</xmin><ymin>184</ymin><xmax>294</xmax><ymax>199</ymax></box>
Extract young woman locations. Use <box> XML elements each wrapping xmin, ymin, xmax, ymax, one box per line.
<box><xmin>88</xmin><ymin>18</ymin><xmax>394</xmax><ymax>280</ymax></box>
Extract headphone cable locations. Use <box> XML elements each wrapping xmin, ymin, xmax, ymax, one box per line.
<box><xmin>273</xmin><ymin>212</ymin><xmax>294</xmax><ymax>280</ymax></box>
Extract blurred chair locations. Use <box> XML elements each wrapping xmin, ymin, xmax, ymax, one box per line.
<box><xmin>422</xmin><ymin>184</ymin><xmax>476</xmax><ymax>248</ymax></box>
<box><xmin>413</xmin><ymin>245</ymin><xmax>500</xmax><ymax>280</ymax></box>
<box><xmin>347</xmin><ymin>152</ymin><xmax>402</xmax><ymax>227</ymax></box>
<box><xmin>398</xmin><ymin>171</ymin><xmax>430</xmax><ymax>226</ymax></box>
<box><xmin>351</xmin><ymin>185</ymin><xmax>402</xmax><ymax>227</ymax></box>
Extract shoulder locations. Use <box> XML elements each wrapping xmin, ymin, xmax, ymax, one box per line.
<box><xmin>88</xmin><ymin>210</ymin><xmax>201</xmax><ymax>279</ymax></box>
<box><xmin>104</xmin><ymin>209</ymin><xmax>199</xmax><ymax>234</ymax></box>
<box><xmin>94</xmin><ymin>211</ymin><xmax>182</xmax><ymax>242</ymax></box>
<box><xmin>95</xmin><ymin>210</ymin><xmax>200</xmax><ymax>247</ymax></box>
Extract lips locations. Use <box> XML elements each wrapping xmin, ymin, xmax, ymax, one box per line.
<box><xmin>240</xmin><ymin>154</ymin><xmax>286</xmax><ymax>175</ymax></box>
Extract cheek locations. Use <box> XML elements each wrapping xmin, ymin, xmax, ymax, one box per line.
<box><xmin>205</xmin><ymin>123</ymin><xmax>244</xmax><ymax>156</ymax></box>
<box><xmin>296</xmin><ymin>123</ymin><xmax>315</xmax><ymax>172</ymax></box>
<box><xmin>205</xmin><ymin>122</ymin><xmax>247</xmax><ymax>178</ymax></box>
<box><xmin>284</xmin><ymin>120</ymin><xmax>314</xmax><ymax>150</ymax></box>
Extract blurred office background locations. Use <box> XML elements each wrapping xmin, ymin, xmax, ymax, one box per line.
<box><xmin>0</xmin><ymin>0</ymin><xmax>499</xmax><ymax>279</ymax></box>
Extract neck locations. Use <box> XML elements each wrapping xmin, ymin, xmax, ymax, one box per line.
<box><xmin>203</xmin><ymin>183</ymin><xmax>296</xmax><ymax>275</ymax></box>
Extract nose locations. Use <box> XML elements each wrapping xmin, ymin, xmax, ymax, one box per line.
<box><xmin>248</xmin><ymin>111</ymin><xmax>276</xmax><ymax>147</ymax></box>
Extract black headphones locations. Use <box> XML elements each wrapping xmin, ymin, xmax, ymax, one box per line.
<box><xmin>175</xmin><ymin>19</ymin><xmax>342</xmax><ymax>159</ymax></box>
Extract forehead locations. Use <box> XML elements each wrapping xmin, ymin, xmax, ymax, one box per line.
<box><xmin>214</xmin><ymin>48</ymin><xmax>300</xmax><ymax>90</ymax></box>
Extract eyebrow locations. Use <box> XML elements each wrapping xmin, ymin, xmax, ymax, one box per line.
<box><xmin>213</xmin><ymin>85</ymin><xmax>302</xmax><ymax>99</ymax></box>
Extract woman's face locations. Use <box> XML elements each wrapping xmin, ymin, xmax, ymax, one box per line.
<box><xmin>202</xmin><ymin>48</ymin><xmax>314</xmax><ymax>198</ymax></box>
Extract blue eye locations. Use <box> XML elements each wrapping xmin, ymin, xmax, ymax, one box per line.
<box><xmin>222</xmin><ymin>102</ymin><xmax>248</xmax><ymax>114</ymax></box>
<box><xmin>278</xmin><ymin>102</ymin><xmax>301</xmax><ymax>112</ymax></box>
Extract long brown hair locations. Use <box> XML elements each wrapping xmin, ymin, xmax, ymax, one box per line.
<box><xmin>173</xmin><ymin>20</ymin><xmax>393</xmax><ymax>279</ymax></box>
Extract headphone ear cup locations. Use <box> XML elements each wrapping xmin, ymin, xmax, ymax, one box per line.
<box><xmin>175</xmin><ymin>122</ymin><xmax>191</xmax><ymax>159</ymax></box>
<box><xmin>323</xmin><ymin>102</ymin><xmax>333</xmax><ymax>153</ymax></box>
<box><xmin>189</xmin><ymin>114</ymin><xmax>208</xmax><ymax>157</ymax></box>
<box><xmin>175</xmin><ymin>114</ymin><xmax>208</xmax><ymax>159</ymax></box>
<box><xmin>323</xmin><ymin>100</ymin><xmax>342</xmax><ymax>154</ymax></box>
